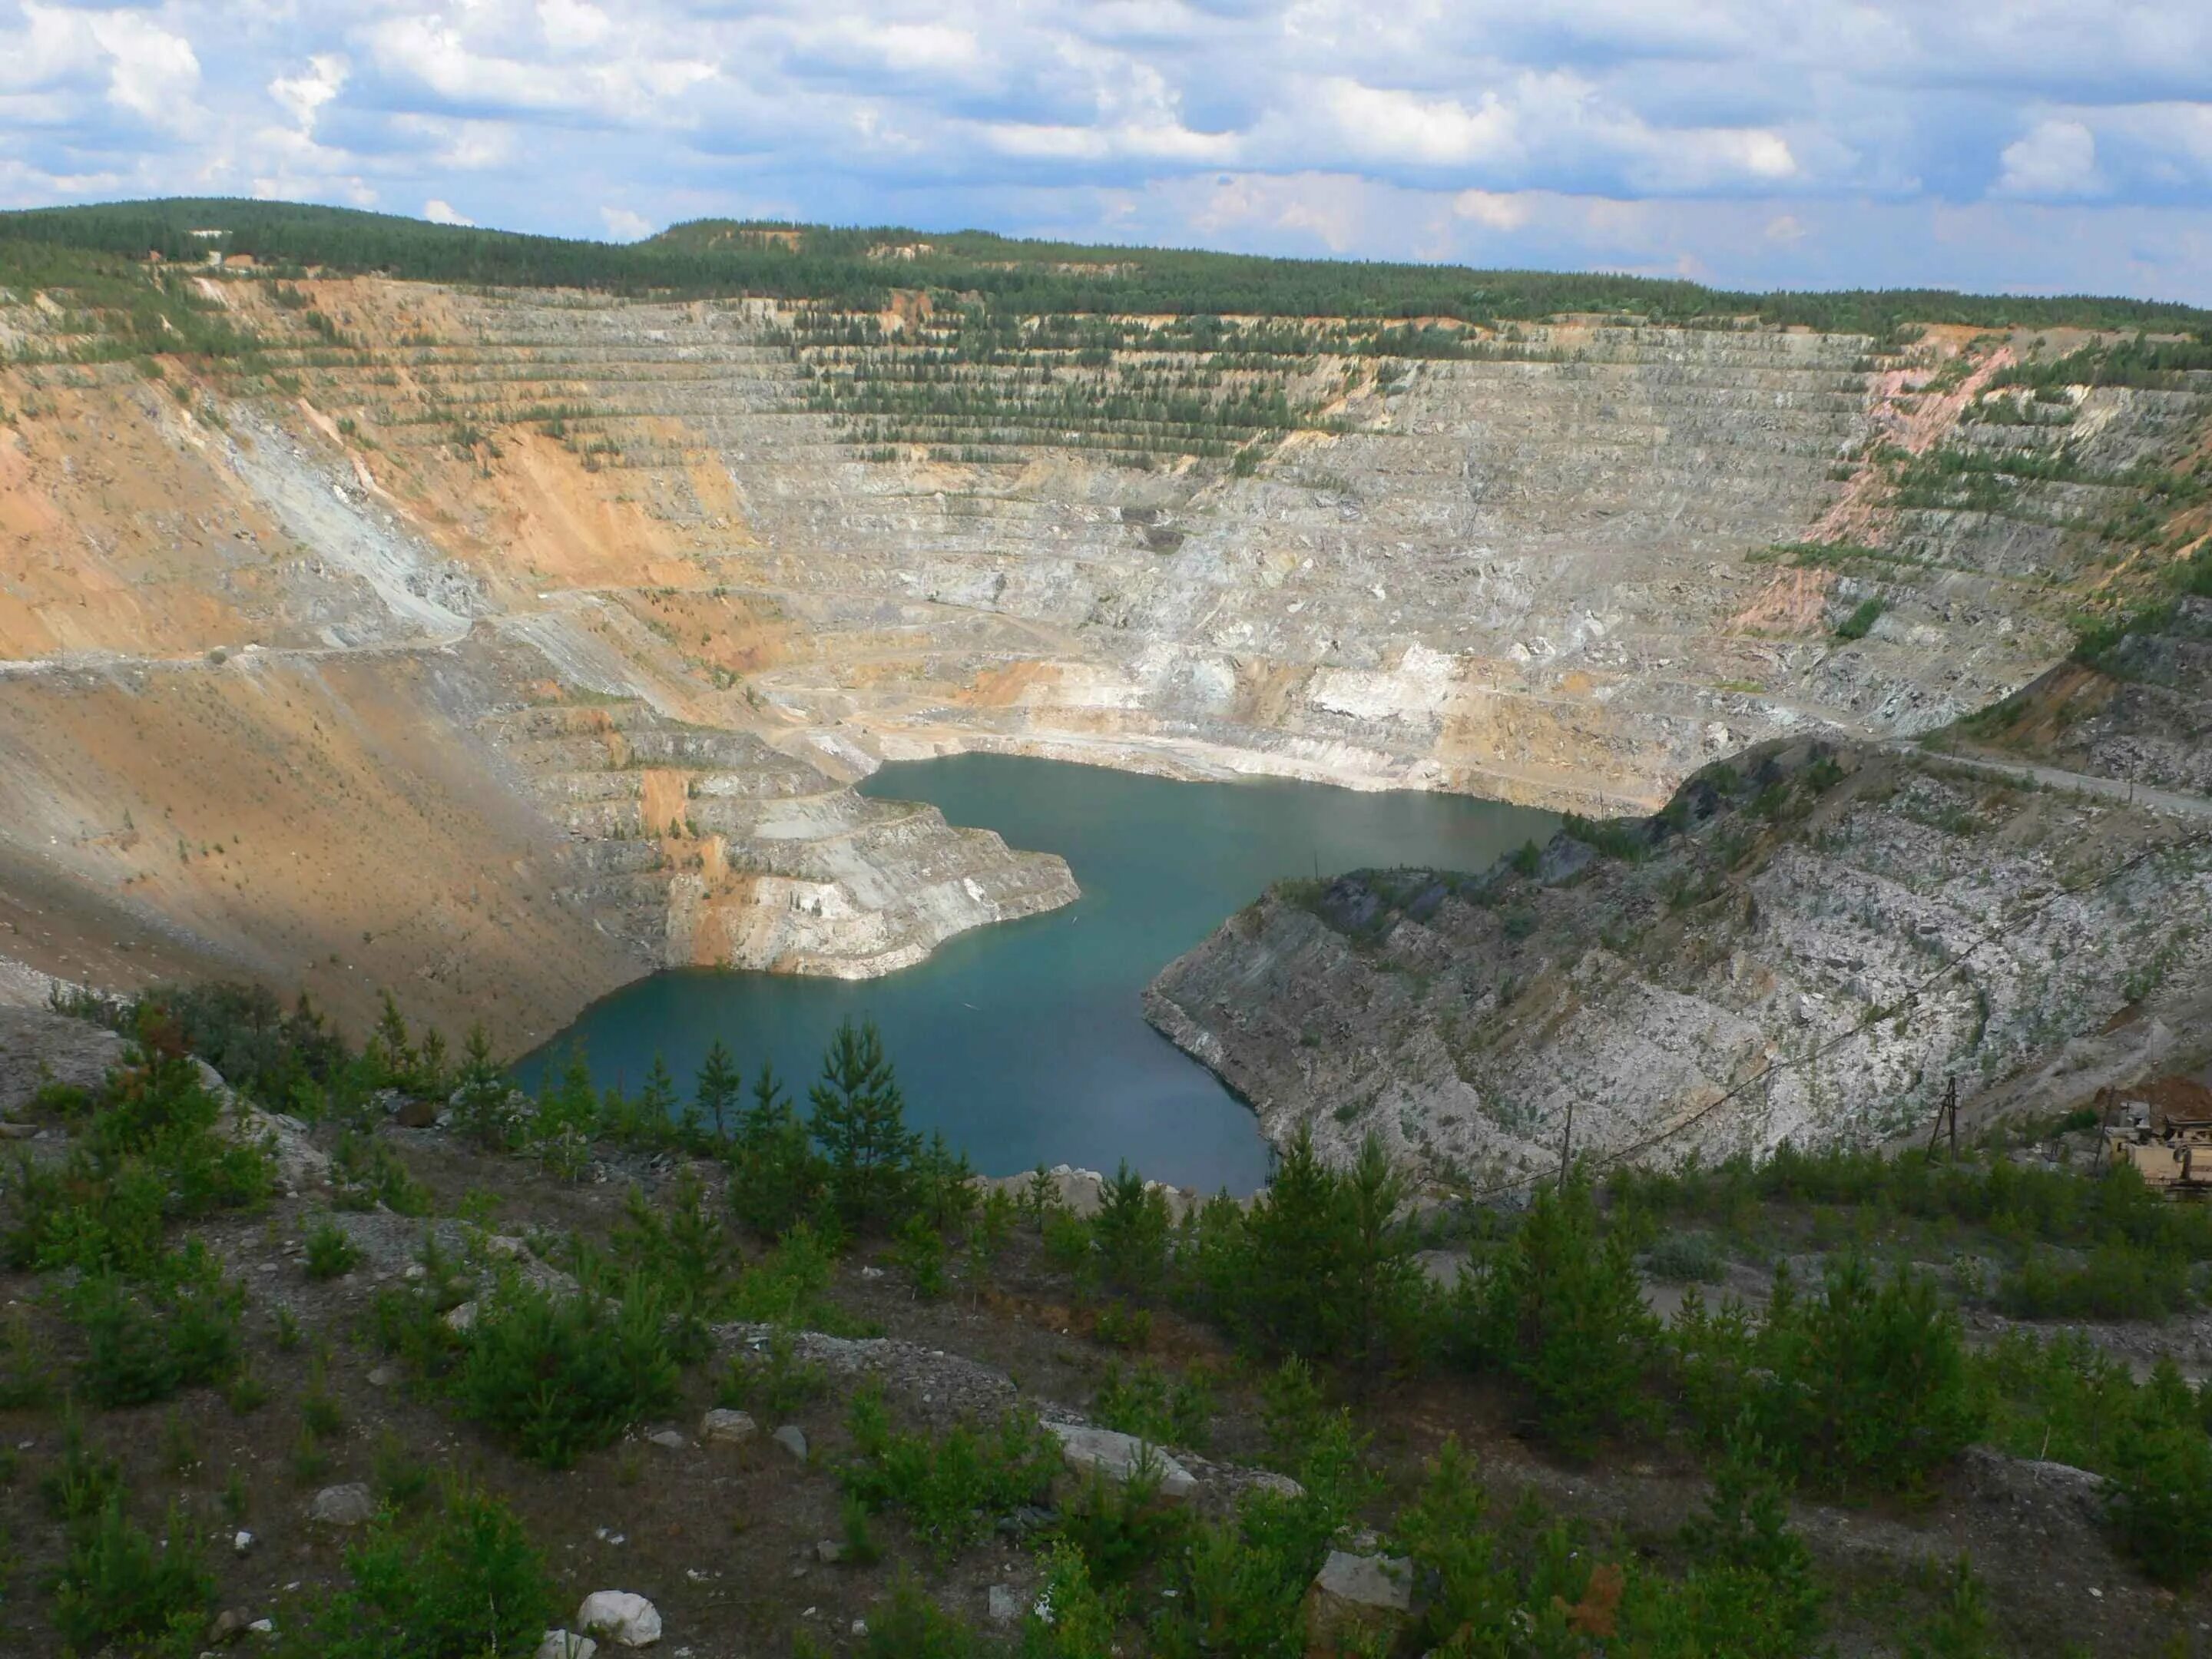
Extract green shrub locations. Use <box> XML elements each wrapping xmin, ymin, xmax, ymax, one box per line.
<box><xmin>1643</xmin><ymin>1230</ymin><xmax>1724</xmax><ymax>1284</ymax></box>
<box><xmin>892</xmin><ymin>1212</ymin><xmax>948</xmax><ymax>1300</ymax></box>
<box><xmin>1055</xmin><ymin>1453</ymin><xmax>1187</xmax><ymax>1590</ymax></box>
<box><xmin>1905</xmin><ymin>1556</ymin><xmax>1997</xmax><ymax>1659</ymax></box>
<box><xmin>2104</xmin><ymin>1361</ymin><xmax>2212</xmax><ymax>1586</ymax></box>
<box><xmin>726</xmin><ymin>1221</ymin><xmax>851</xmax><ymax>1330</ymax></box>
<box><xmin>727</xmin><ymin>1060</ymin><xmax>823</xmax><ymax>1237</ymax></box>
<box><xmin>1093</xmin><ymin>1359</ymin><xmax>1213</xmax><ymax>1449</ymax></box>
<box><xmin>1998</xmin><ymin>1240</ymin><xmax>2193</xmax><ymax>1321</ymax></box>
<box><xmin>841</xmin><ymin>1386</ymin><xmax>1059</xmax><ymax>1561</ymax></box>
<box><xmin>1466</xmin><ymin>1172</ymin><xmax>1656</xmax><ymax>1453</ymax></box>
<box><xmin>1021</xmin><ymin>1542</ymin><xmax>1119</xmax><ymax>1659</ymax></box>
<box><xmin>280</xmin><ymin>1481</ymin><xmax>552</xmax><ymax>1658</ymax></box>
<box><xmin>69</xmin><ymin>1249</ymin><xmax>244</xmax><ymax>1406</ymax></box>
<box><xmin>1196</xmin><ymin>1130</ymin><xmax>1424</xmax><ymax>1373</ymax></box>
<box><xmin>852</xmin><ymin>1576</ymin><xmax>991</xmax><ymax>1659</ymax></box>
<box><xmin>0</xmin><ymin>1306</ymin><xmax>55</xmax><ymax>1408</ymax></box>
<box><xmin>1674</xmin><ymin>1258</ymin><xmax>1982</xmax><ymax>1494</ymax></box>
<box><xmin>128</xmin><ymin>980</ymin><xmax>346</xmax><ymax>1108</ymax></box>
<box><xmin>604</xmin><ymin>1167</ymin><xmax>733</xmax><ymax>1356</ymax></box>
<box><xmin>717</xmin><ymin>1326</ymin><xmax>829</xmax><ymax>1419</ymax></box>
<box><xmin>1975</xmin><ymin>1327</ymin><xmax>2137</xmax><ymax>1473</ymax></box>
<box><xmin>303</xmin><ymin>1353</ymin><xmax>346</xmax><ymax>1435</ymax></box>
<box><xmin>39</xmin><ymin>1408</ymin><xmax>121</xmax><ymax>1523</ymax></box>
<box><xmin>1835</xmin><ymin>598</ymin><xmax>1886</xmax><ymax>641</ymax></box>
<box><xmin>1625</xmin><ymin>1429</ymin><xmax>1823</xmax><ymax>1657</ymax></box>
<box><xmin>51</xmin><ymin>1494</ymin><xmax>214</xmax><ymax>1652</ymax></box>
<box><xmin>1093</xmin><ymin>1164</ymin><xmax>1170</xmax><ymax>1293</ymax></box>
<box><xmin>3</xmin><ymin>1035</ymin><xmax>270</xmax><ymax>1275</ymax></box>
<box><xmin>331</xmin><ymin>1131</ymin><xmax>432</xmax><ymax>1215</ymax></box>
<box><xmin>1169</xmin><ymin>1417</ymin><xmax>1365</xmax><ymax>1658</ymax></box>
<box><xmin>454</xmin><ymin>1277</ymin><xmax>680</xmax><ymax>1469</ymax></box>
<box><xmin>305</xmin><ymin>1217</ymin><xmax>362</xmax><ymax>1280</ymax></box>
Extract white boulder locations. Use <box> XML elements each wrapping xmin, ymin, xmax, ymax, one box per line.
<box><xmin>1045</xmin><ymin>1422</ymin><xmax>1197</xmax><ymax>1502</ymax></box>
<box><xmin>309</xmin><ymin>1483</ymin><xmax>377</xmax><ymax>1527</ymax></box>
<box><xmin>576</xmin><ymin>1591</ymin><xmax>661</xmax><ymax>1648</ymax></box>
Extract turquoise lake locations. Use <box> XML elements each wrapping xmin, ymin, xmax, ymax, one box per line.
<box><xmin>525</xmin><ymin>755</ymin><xmax>1555</xmax><ymax>1194</ymax></box>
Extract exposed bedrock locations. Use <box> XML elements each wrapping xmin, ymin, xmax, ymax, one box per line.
<box><xmin>1147</xmin><ymin>740</ymin><xmax>2212</xmax><ymax>1181</ymax></box>
<box><xmin>0</xmin><ymin>276</ymin><xmax>2204</xmax><ymax>1043</ymax></box>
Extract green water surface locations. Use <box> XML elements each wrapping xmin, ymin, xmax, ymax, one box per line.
<box><xmin>527</xmin><ymin>754</ymin><xmax>1554</xmax><ymax>1194</ymax></box>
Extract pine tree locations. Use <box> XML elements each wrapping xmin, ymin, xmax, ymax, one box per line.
<box><xmin>452</xmin><ymin>1023</ymin><xmax>517</xmax><ymax>1149</ymax></box>
<box><xmin>730</xmin><ymin>1061</ymin><xmax>820</xmax><ymax>1239</ymax></box>
<box><xmin>1240</xmin><ymin>1125</ymin><xmax>1352</xmax><ymax>1360</ymax></box>
<box><xmin>366</xmin><ymin>991</ymin><xmax>415</xmax><ymax>1089</ymax></box>
<box><xmin>806</xmin><ymin>1020</ymin><xmax>918</xmax><ymax>1231</ymax></box>
<box><xmin>1341</xmin><ymin>1134</ymin><xmax>1422</xmax><ymax>1377</ymax></box>
<box><xmin>693</xmin><ymin>1040</ymin><xmax>743</xmax><ymax>1147</ymax></box>
<box><xmin>1472</xmin><ymin>1169</ymin><xmax>1655</xmax><ymax>1454</ymax></box>
<box><xmin>633</xmin><ymin>1055</ymin><xmax>678</xmax><ymax>1148</ymax></box>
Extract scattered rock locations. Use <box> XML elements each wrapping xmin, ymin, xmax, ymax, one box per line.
<box><xmin>698</xmin><ymin>1409</ymin><xmax>757</xmax><ymax>1447</ymax></box>
<box><xmin>536</xmin><ymin>1632</ymin><xmax>598</xmax><ymax>1659</ymax></box>
<box><xmin>484</xmin><ymin>1234</ymin><xmax>530</xmax><ymax>1259</ymax></box>
<box><xmin>1045</xmin><ymin>1422</ymin><xmax>1198</xmax><ymax>1502</ymax></box>
<box><xmin>576</xmin><ymin>1591</ymin><xmax>661</xmax><ymax>1648</ymax></box>
<box><xmin>309</xmin><ymin>1483</ymin><xmax>377</xmax><ymax>1527</ymax></box>
<box><xmin>391</xmin><ymin>1098</ymin><xmax>439</xmax><ymax>1129</ymax></box>
<box><xmin>813</xmin><ymin>1540</ymin><xmax>845</xmax><ymax>1565</ymax></box>
<box><xmin>232</xmin><ymin>1529</ymin><xmax>254</xmax><ymax>1555</ymax></box>
<box><xmin>247</xmin><ymin>1619</ymin><xmax>274</xmax><ymax>1635</ymax></box>
<box><xmin>987</xmin><ymin>1584</ymin><xmax>1022</xmax><ymax>1624</ymax></box>
<box><xmin>366</xmin><ymin>1365</ymin><xmax>399</xmax><ymax>1388</ymax></box>
<box><xmin>1303</xmin><ymin>1549</ymin><xmax>1412</xmax><ymax>1654</ymax></box>
<box><xmin>771</xmin><ymin>1424</ymin><xmax>808</xmax><ymax>1461</ymax></box>
<box><xmin>647</xmin><ymin>1429</ymin><xmax>687</xmax><ymax>1450</ymax></box>
<box><xmin>208</xmin><ymin>1608</ymin><xmax>248</xmax><ymax>1644</ymax></box>
<box><xmin>444</xmin><ymin>1300</ymin><xmax>478</xmax><ymax>1334</ymax></box>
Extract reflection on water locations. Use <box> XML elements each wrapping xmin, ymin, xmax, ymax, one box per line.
<box><xmin>522</xmin><ymin>754</ymin><xmax>1554</xmax><ymax>1194</ymax></box>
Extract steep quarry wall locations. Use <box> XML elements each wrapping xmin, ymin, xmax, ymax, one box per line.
<box><xmin>0</xmin><ymin>270</ymin><xmax>2202</xmax><ymax>1045</ymax></box>
<box><xmin>1147</xmin><ymin>742</ymin><xmax>2212</xmax><ymax>1186</ymax></box>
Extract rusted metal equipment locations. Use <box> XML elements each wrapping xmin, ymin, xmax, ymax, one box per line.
<box><xmin>2100</xmin><ymin>1078</ymin><xmax>2212</xmax><ymax>1194</ymax></box>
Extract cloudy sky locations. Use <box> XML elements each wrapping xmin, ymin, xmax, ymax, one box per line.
<box><xmin>5</xmin><ymin>0</ymin><xmax>2212</xmax><ymax>301</ymax></box>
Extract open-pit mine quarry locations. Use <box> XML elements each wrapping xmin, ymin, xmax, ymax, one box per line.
<box><xmin>0</xmin><ymin>210</ymin><xmax>2205</xmax><ymax>1169</ymax></box>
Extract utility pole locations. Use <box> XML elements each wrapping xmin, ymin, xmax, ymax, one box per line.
<box><xmin>1926</xmin><ymin>1077</ymin><xmax>1959</xmax><ymax>1161</ymax></box>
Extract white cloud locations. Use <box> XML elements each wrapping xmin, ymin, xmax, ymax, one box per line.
<box><xmin>1453</xmin><ymin>189</ymin><xmax>1533</xmax><ymax>230</ymax></box>
<box><xmin>601</xmin><ymin>204</ymin><xmax>653</xmax><ymax>240</ymax></box>
<box><xmin>84</xmin><ymin>11</ymin><xmax>201</xmax><ymax>134</ymax></box>
<box><xmin>539</xmin><ymin>0</ymin><xmax>613</xmax><ymax>52</ymax></box>
<box><xmin>0</xmin><ymin>2</ymin><xmax>2210</xmax><ymax>303</ymax></box>
<box><xmin>1324</xmin><ymin>80</ymin><xmax>1518</xmax><ymax>168</ymax></box>
<box><xmin>1997</xmin><ymin>118</ymin><xmax>2103</xmax><ymax>198</ymax></box>
<box><xmin>270</xmin><ymin>55</ymin><xmax>347</xmax><ymax>136</ymax></box>
<box><xmin>424</xmin><ymin>197</ymin><xmax>473</xmax><ymax>226</ymax></box>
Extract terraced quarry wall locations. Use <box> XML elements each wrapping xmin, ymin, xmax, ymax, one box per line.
<box><xmin>0</xmin><ymin>268</ymin><xmax>2204</xmax><ymax>1045</ymax></box>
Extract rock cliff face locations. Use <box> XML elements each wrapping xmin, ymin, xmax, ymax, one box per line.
<box><xmin>0</xmin><ymin>270</ymin><xmax>2204</xmax><ymax>1045</ymax></box>
<box><xmin>1147</xmin><ymin>740</ymin><xmax>2212</xmax><ymax>1184</ymax></box>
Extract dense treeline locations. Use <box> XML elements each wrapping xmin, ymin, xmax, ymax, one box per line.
<box><xmin>19</xmin><ymin>978</ymin><xmax>2212</xmax><ymax>1653</ymax></box>
<box><xmin>6</xmin><ymin>198</ymin><xmax>2212</xmax><ymax>338</ymax></box>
